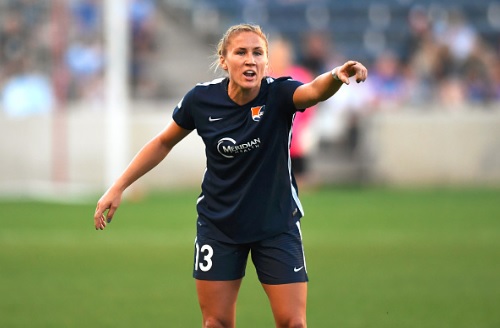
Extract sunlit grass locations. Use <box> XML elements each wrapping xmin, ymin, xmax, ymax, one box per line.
<box><xmin>1</xmin><ymin>187</ymin><xmax>499</xmax><ymax>327</ymax></box>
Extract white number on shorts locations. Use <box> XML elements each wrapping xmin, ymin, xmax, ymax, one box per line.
<box><xmin>195</xmin><ymin>243</ymin><xmax>213</xmax><ymax>272</ymax></box>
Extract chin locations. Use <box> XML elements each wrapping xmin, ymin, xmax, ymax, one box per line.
<box><xmin>240</xmin><ymin>79</ymin><xmax>259</xmax><ymax>88</ymax></box>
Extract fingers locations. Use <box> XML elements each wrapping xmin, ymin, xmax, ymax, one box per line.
<box><xmin>106</xmin><ymin>206</ymin><xmax>116</xmax><ymax>224</ymax></box>
<box><xmin>355</xmin><ymin>64</ymin><xmax>368</xmax><ymax>83</ymax></box>
<box><xmin>345</xmin><ymin>60</ymin><xmax>358</xmax><ymax>68</ymax></box>
<box><xmin>331</xmin><ymin>66</ymin><xmax>350</xmax><ymax>85</ymax></box>
<box><xmin>93</xmin><ymin>189</ymin><xmax>123</xmax><ymax>230</ymax></box>
<box><xmin>94</xmin><ymin>203</ymin><xmax>110</xmax><ymax>230</ymax></box>
<box><xmin>340</xmin><ymin>61</ymin><xmax>368</xmax><ymax>84</ymax></box>
<box><xmin>337</xmin><ymin>72</ymin><xmax>351</xmax><ymax>85</ymax></box>
<box><xmin>94</xmin><ymin>200</ymin><xmax>119</xmax><ymax>230</ymax></box>
<box><xmin>94</xmin><ymin>205</ymin><xmax>105</xmax><ymax>230</ymax></box>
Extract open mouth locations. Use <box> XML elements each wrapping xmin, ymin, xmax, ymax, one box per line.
<box><xmin>243</xmin><ymin>70</ymin><xmax>256</xmax><ymax>78</ymax></box>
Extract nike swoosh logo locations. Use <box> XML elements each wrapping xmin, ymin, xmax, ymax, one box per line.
<box><xmin>294</xmin><ymin>266</ymin><xmax>304</xmax><ymax>272</ymax></box>
<box><xmin>209</xmin><ymin>116</ymin><xmax>223</xmax><ymax>122</ymax></box>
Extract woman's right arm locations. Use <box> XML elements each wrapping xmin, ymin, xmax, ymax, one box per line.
<box><xmin>94</xmin><ymin>120</ymin><xmax>192</xmax><ymax>230</ymax></box>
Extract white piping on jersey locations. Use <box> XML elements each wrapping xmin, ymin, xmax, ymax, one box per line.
<box><xmin>288</xmin><ymin>113</ymin><xmax>305</xmax><ymax>216</ymax></box>
<box><xmin>196</xmin><ymin>76</ymin><xmax>276</xmax><ymax>88</ymax></box>
<box><xmin>196</xmin><ymin>195</ymin><xmax>205</xmax><ymax>205</ymax></box>
<box><xmin>196</xmin><ymin>77</ymin><xmax>226</xmax><ymax>87</ymax></box>
<box><xmin>197</xmin><ymin>168</ymin><xmax>207</xmax><ymax>205</ymax></box>
<box><xmin>197</xmin><ymin>195</ymin><xmax>205</xmax><ymax>204</ymax></box>
<box><xmin>266</xmin><ymin>76</ymin><xmax>298</xmax><ymax>84</ymax></box>
<box><xmin>295</xmin><ymin>221</ymin><xmax>308</xmax><ymax>273</ymax></box>
<box><xmin>266</xmin><ymin>77</ymin><xmax>275</xmax><ymax>84</ymax></box>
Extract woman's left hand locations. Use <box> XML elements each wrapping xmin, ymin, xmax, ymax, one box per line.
<box><xmin>333</xmin><ymin>60</ymin><xmax>368</xmax><ymax>85</ymax></box>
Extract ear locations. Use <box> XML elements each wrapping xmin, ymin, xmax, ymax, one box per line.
<box><xmin>220</xmin><ymin>56</ymin><xmax>227</xmax><ymax>70</ymax></box>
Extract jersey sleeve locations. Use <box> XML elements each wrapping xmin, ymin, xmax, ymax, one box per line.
<box><xmin>273</xmin><ymin>77</ymin><xmax>304</xmax><ymax>114</ymax></box>
<box><xmin>172</xmin><ymin>88</ymin><xmax>196</xmax><ymax>130</ymax></box>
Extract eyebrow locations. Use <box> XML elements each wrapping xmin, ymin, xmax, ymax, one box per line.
<box><xmin>234</xmin><ymin>46</ymin><xmax>264</xmax><ymax>51</ymax></box>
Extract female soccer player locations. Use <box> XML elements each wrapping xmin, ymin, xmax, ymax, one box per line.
<box><xmin>94</xmin><ymin>24</ymin><xmax>367</xmax><ymax>328</ymax></box>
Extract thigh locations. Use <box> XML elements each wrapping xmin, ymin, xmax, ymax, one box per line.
<box><xmin>251</xmin><ymin>221</ymin><xmax>308</xmax><ymax>285</ymax></box>
<box><xmin>193</xmin><ymin>235</ymin><xmax>250</xmax><ymax>281</ymax></box>
<box><xmin>262</xmin><ymin>282</ymin><xmax>307</xmax><ymax>327</ymax></box>
<box><xmin>196</xmin><ymin>279</ymin><xmax>242</xmax><ymax>328</ymax></box>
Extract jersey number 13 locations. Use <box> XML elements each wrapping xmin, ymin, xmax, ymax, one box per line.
<box><xmin>194</xmin><ymin>243</ymin><xmax>213</xmax><ymax>272</ymax></box>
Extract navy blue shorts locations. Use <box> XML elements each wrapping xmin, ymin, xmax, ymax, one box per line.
<box><xmin>193</xmin><ymin>221</ymin><xmax>308</xmax><ymax>285</ymax></box>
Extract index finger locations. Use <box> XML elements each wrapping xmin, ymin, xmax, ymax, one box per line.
<box><xmin>94</xmin><ymin>203</ymin><xmax>109</xmax><ymax>229</ymax></box>
<box><xmin>355</xmin><ymin>65</ymin><xmax>368</xmax><ymax>83</ymax></box>
<box><xmin>344</xmin><ymin>60</ymin><xmax>358</xmax><ymax>68</ymax></box>
<box><xmin>94</xmin><ymin>203</ymin><xmax>106</xmax><ymax>219</ymax></box>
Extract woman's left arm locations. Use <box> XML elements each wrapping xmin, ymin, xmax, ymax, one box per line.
<box><xmin>293</xmin><ymin>60</ymin><xmax>368</xmax><ymax>109</ymax></box>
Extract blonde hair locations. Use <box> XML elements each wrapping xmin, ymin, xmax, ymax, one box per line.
<box><xmin>211</xmin><ymin>23</ymin><xmax>269</xmax><ymax>73</ymax></box>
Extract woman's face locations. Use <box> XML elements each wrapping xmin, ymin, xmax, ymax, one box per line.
<box><xmin>220</xmin><ymin>31</ymin><xmax>268</xmax><ymax>92</ymax></box>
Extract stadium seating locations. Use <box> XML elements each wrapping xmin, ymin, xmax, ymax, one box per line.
<box><xmin>167</xmin><ymin>0</ymin><xmax>499</xmax><ymax>65</ymax></box>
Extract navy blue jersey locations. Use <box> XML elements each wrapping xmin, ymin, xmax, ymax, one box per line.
<box><xmin>173</xmin><ymin>77</ymin><xmax>305</xmax><ymax>243</ymax></box>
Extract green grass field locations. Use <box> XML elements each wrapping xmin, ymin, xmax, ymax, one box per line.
<box><xmin>1</xmin><ymin>187</ymin><xmax>499</xmax><ymax>327</ymax></box>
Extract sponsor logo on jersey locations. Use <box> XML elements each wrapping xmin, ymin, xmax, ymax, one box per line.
<box><xmin>250</xmin><ymin>105</ymin><xmax>265</xmax><ymax>121</ymax></box>
<box><xmin>217</xmin><ymin>137</ymin><xmax>261</xmax><ymax>158</ymax></box>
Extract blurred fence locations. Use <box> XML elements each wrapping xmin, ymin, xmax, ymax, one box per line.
<box><xmin>0</xmin><ymin>102</ymin><xmax>206</xmax><ymax>198</ymax></box>
<box><xmin>2</xmin><ymin>1</ymin><xmax>500</xmax><ymax>198</ymax></box>
<box><xmin>362</xmin><ymin>108</ymin><xmax>500</xmax><ymax>186</ymax></box>
<box><xmin>1</xmin><ymin>103</ymin><xmax>499</xmax><ymax>198</ymax></box>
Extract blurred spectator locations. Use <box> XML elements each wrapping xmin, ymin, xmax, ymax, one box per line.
<box><xmin>434</xmin><ymin>8</ymin><xmax>478</xmax><ymax>72</ymax></box>
<box><xmin>269</xmin><ymin>37</ymin><xmax>317</xmax><ymax>187</ymax></box>
<box><xmin>70</xmin><ymin>0</ymin><xmax>101</xmax><ymax>38</ymax></box>
<box><xmin>130</xmin><ymin>0</ymin><xmax>156</xmax><ymax>27</ymax></box>
<box><xmin>129</xmin><ymin>0</ymin><xmax>162</xmax><ymax>99</ymax></box>
<box><xmin>316</xmin><ymin>69</ymin><xmax>374</xmax><ymax>158</ymax></box>
<box><xmin>368</xmin><ymin>51</ymin><xmax>408</xmax><ymax>110</ymax></box>
<box><xmin>1</xmin><ymin>0</ymin><xmax>499</xmax><ymax>108</ymax></box>
<box><xmin>405</xmin><ymin>34</ymin><xmax>443</xmax><ymax>105</ymax></box>
<box><xmin>0</xmin><ymin>11</ymin><xmax>27</xmax><ymax>79</ymax></box>
<box><xmin>437</xmin><ymin>76</ymin><xmax>467</xmax><ymax>110</ymax></box>
<box><xmin>461</xmin><ymin>38</ymin><xmax>498</xmax><ymax>105</ymax></box>
<box><xmin>1</xmin><ymin>58</ymin><xmax>54</xmax><ymax>118</ymax></box>
<box><xmin>401</xmin><ymin>5</ymin><xmax>433</xmax><ymax>65</ymax></box>
<box><xmin>492</xmin><ymin>57</ymin><xmax>500</xmax><ymax>101</ymax></box>
<box><xmin>65</xmin><ymin>35</ymin><xmax>104</xmax><ymax>102</ymax></box>
<box><xmin>298</xmin><ymin>31</ymin><xmax>331</xmax><ymax>76</ymax></box>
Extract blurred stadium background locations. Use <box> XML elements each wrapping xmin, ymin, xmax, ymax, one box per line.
<box><xmin>1</xmin><ymin>2</ymin><xmax>500</xmax><ymax>327</ymax></box>
<box><xmin>0</xmin><ymin>0</ymin><xmax>499</xmax><ymax>198</ymax></box>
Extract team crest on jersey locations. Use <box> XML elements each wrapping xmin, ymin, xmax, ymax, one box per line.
<box><xmin>250</xmin><ymin>105</ymin><xmax>265</xmax><ymax>122</ymax></box>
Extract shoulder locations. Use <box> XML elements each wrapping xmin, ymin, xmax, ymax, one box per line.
<box><xmin>260</xmin><ymin>77</ymin><xmax>303</xmax><ymax>114</ymax></box>
<box><xmin>178</xmin><ymin>77</ymin><xmax>226</xmax><ymax>107</ymax></box>
<box><xmin>264</xmin><ymin>76</ymin><xmax>303</xmax><ymax>97</ymax></box>
<box><xmin>192</xmin><ymin>77</ymin><xmax>226</xmax><ymax>96</ymax></box>
<box><xmin>195</xmin><ymin>77</ymin><xmax>226</xmax><ymax>88</ymax></box>
<box><xmin>264</xmin><ymin>76</ymin><xmax>292</xmax><ymax>84</ymax></box>
<box><xmin>265</xmin><ymin>76</ymin><xmax>303</xmax><ymax>88</ymax></box>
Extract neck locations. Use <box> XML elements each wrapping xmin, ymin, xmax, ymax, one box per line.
<box><xmin>227</xmin><ymin>80</ymin><xmax>260</xmax><ymax>106</ymax></box>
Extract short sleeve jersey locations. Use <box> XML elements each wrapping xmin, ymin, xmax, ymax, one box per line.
<box><xmin>173</xmin><ymin>77</ymin><xmax>305</xmax><ymax>244</ymax></box>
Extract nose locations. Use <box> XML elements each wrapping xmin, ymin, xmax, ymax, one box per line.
<box><xmin>245</xmin><ymin>53</ymin><xmax>256</xmax><ymax>65</ymax></box>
